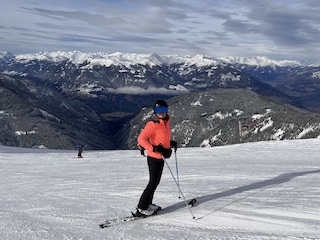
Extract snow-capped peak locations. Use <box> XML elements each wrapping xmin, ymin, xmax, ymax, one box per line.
<box><xmin>12</xmin><ymin>51</ymin><xmax>219</xmax><ymax>68</ymax></box>
<box><xmin>218</xmin><ymin>56</ymin><xmax>301</xmax><ymax>67</ymax></box>
<box><xmin>0</xmin><ymin>50</ymin><xmax>15</xmax><ymax>60</ymax></box>
<box><xmin>160</xmin><ymin>54</ymin><xmax>219</xmax><ymax>67</ymax></box>
<box><xmin>4</xmin><ymin>50</ymin><xmax>313</xmax><ymax>69</ymax></box>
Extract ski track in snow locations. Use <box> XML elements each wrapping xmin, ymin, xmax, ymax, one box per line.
<box><xmin>0</xmin><ymin>139</ymin><xmax>320</xmax><ymax>240</ymax></box>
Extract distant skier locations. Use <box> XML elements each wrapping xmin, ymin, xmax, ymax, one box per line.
<box><xmin>76</xmin><ymin>144</ymin><xmax>83</xmax><ymax>158</ymax></box>
<box><xmin>134</xmin><ymin>100</ymin><xmax>177</xmax><ymax>217</ymax></box>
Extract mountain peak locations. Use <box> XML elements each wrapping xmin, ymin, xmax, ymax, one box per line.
<box><xmin>218</xmin><ymin>56</ymin><xmax>301</xmax><ymax>67</ymax></box>
<box><xmin>0</xmin><ymin>50</ymin><xmax>15</xmax><ymax>61</ymax></box>
<box><xmin>2</xmin><ymin>50</ymin><xmax>317</xmax><ymax>67</ymax></box>
<box><xmin>9</xmin><ymin>51</ymin><xmax>219</xmax><ymax>68</ymax></box>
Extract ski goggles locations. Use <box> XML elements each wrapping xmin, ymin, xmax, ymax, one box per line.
<box><xmin>154</xmin><ymin>106</ymin><xmax>168</xmax><ymax>114</ymax></box>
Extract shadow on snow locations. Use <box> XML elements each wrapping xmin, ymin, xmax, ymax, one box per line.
<box><xmin>163</xmin><ymin>169</ymin><xmax>320</xmax><ymax>219</ymax></box>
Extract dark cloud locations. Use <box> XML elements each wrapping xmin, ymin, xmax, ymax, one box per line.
<box><xmin>222</xmin><ymin>19</ymin><xmax>257</xmax><ymax>34</ymax></box>
<box><xmin>0</xmin><ymin>0</ymin><xmax>319</xmax><ymax>62</ymax></box>
<box><xmin>245</xmin><ymin>3</ymin><xmax>320</xmax><ymax>46</ymax></box>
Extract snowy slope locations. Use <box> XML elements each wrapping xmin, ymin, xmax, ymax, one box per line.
<box><xmin>0</xmin><ymin>139</ymin><xmax>320</xmax><ymax>240</ymax></box>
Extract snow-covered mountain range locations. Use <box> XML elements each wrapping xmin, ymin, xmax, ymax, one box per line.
<box><xmin>0</xmin><ymin>50</ymin><xmax>310</xmax><ymax>68</ymax></box>
<box><xmin>219</xmin><ymin>56</ymin><xmax>302</xmax><ymax>67</ymax></box>
<box><xmin>8</xmin><ymin>51</ymin><xmax>220</xmax><ymax>68</ymax></box>
<box><xmin>1</xmin><ymin>50</ymin><xmax>320</xmax><ymax>149</ymax></box>
<box><xmin>0</xmin><ymin>50</ymin><xmax>303</xmax><ymax>108</ymax></box>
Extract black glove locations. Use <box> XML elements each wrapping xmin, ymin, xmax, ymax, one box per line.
<box><xmin>138</xmin><ymin>144</ymin><xmax>145</xmax><ymax>157</ymax></box>
<box><xmin>153</xmin><ymin>144</ymin><xmax>165</xmax><ymax>153</ymax></box>
<box><xmin>162</xmin><ymin>148</ymin><xmax>172</xmax><ymax>158</ymax></box>
<box><xmin>170</xmin><ymin>140</ymin><xmax>178</xmax><ymax>152</ymax></box>
<box><xmin>153</xmin><ymin>144</ymin><xmax>172</xmax><ymax>159</ymax></box>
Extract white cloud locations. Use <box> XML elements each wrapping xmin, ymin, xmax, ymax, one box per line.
<box><xmin>106</xmin><ymin>86</ymin><xmax>182</xmax><ymax>95</ymax></box>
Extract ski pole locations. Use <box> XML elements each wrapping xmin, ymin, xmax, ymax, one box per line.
<box><xmin>174</xmin><ymin>151</ymin><xmax>181</xmax><ymax>199</ymax></box>
<box><xmin>164</xmin><ymin>158</ymin><xmax>196</xmax><ymax>219</ymax></box>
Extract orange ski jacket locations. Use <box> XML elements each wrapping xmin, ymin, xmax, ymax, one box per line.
<box><xmin>138</xmin><ymin>116</ymin><xmax>171</xmax><ymax>159</ymax></box>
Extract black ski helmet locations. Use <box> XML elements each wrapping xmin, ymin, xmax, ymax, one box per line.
<box><xmin>153</xmin><ymin>100</ymin><xmax>168</xmax><ymax>114</ymax></box>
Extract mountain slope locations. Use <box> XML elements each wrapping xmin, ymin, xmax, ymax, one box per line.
<box><xmin>220</xmin><ymin>56</ymin><xmax>320</xmax><ymax>112</ymax></box>
<box><xmin>0</xmin><ymin>73</ymin><xmax>115</xmax><ymax>149</ymax></box>
<box><xmin>125</xmin><ymin>88</ymin><xmax>320</xmax><ymax>149</ymax></box>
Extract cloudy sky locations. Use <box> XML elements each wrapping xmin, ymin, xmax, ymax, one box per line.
<box><xmin>1</xmin><ymin>0</ymin><xmax>320</xmax><ymax>62</ymax></box>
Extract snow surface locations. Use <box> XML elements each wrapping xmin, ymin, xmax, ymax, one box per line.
<box><xmin>1</xmin><ymin>139</ymin><xmax>320</xmax><ymax>240</ymax></box>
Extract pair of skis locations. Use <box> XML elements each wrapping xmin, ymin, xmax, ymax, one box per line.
<box><xmin>99</xmin><ymin>210</ymin><xmax>159</xmax><ymax>228</ymax></box>
<box><xmin>99</xmin><ymin>198</ymin><xmax>196</xmax><ymax>228</ymax></box>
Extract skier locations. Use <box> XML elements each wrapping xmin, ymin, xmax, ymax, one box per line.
<box><xmin>76</xmin><ymin>144</ymin><xmax>83</xmax><ymax>158</ymax></box>
<box><xmin>134</xmin><ymin>100</ymin><xmax>177</xmax><ymax>217</ymax></box>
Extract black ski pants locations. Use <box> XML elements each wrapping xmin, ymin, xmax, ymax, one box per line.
<box><xmin>137</xmin><ymin>156</ymin><xmax>164</xmax><ymax>210</ymax></box>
